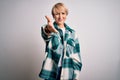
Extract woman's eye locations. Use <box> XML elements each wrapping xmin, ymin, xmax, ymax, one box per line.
<box><xmin>62</xmin><ymin>13</ymin><xmax>65</xmax><ymax>14</ymax></box>
<box><xmin>55</xmin><ymin>13</ymin><xmax>59</xmax><ymax>15</ymax></box>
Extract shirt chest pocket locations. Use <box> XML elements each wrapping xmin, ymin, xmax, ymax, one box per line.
<box><xmin>66</xmin><ymin>38</ymin><xmax>75</xmax><ymax>57</ymax></box>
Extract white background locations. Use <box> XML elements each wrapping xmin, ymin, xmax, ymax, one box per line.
<box><xmin>0</xmin><ymin>0</ymin><xmax>120</xmax><ymax>80</ymax></box>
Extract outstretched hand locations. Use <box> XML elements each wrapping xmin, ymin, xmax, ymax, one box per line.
<box><xmin>45</xmin><ymin>16</ymin><xmax>57</xmax><ymax>33</ymax></box>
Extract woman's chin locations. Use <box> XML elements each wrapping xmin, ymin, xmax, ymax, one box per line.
<box><xmin>56</xmin><ymin>21</ymin><xmax>64</xmax><ymax>25</ymax></box>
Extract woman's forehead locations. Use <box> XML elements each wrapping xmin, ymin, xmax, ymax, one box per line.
<box><xmin>53</xmin><ymin>7</ymin><xmax>66</xmax><ymax>13</ymax></box>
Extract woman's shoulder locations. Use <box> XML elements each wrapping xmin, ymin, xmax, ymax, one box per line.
<box><xmin>65</xmin><ymin>23</ymin><xmax>75</xmax><ymax>32</ymax></box>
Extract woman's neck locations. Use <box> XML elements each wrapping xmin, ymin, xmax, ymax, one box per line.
<box><xmin>58</xmin><ymin>24</ymin><xmax>65</xmax><ymax>28</ymax></box>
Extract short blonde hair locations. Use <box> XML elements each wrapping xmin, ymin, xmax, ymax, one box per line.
<box><xmin>51</xmin><ymin>3</ymin><xmax>68</xmax><ymax>16</ymax></box>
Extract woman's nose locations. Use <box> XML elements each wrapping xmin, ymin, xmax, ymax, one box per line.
<box><xmin>59</xmin><ymin>14</ymin><xmax>62</xmax><ymax>19</ymax></box>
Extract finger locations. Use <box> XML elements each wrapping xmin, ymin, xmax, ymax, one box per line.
<box><xmin>45</xmin><ymin>16</ymin><xmax>51</xmax><ymax>22</ymax></box>
<box><xmin>45</xmin><ymin>27</ymin><xmax>51</xmax><ymax>33</ymax></box>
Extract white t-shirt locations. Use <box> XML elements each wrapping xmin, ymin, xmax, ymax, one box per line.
<box><xmin>58</xmin><ymin>27</ymin><xmax>65</xmax><ymax>67</ymax></box>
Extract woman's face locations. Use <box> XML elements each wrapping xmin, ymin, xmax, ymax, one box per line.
<box><xmin>53</xmin><ymin>8</ymin><xmax>67</xmax><ymax>26</ymax></box>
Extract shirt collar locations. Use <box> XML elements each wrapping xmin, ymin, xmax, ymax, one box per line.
<box><xmin>53</xmin><ymin>22</ymin><xmax>73</xmax><ymax>33</ymax></box>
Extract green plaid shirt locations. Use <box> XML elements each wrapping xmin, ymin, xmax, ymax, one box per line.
<box><xmin>39</xmin><ymin>22</ymin><xmax>82</xmax><ymax>80</ymax></box>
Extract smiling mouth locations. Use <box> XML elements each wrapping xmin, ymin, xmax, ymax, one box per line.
<box><xmin>58</xmin><ymin>19</ymin><xmax>63</xmax><ymax>21</ymax></box>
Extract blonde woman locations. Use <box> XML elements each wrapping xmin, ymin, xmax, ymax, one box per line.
<box><xmin>39</xmin><ymin>2</ymin><xmax>82</xmax><ymax>80</ymax></box>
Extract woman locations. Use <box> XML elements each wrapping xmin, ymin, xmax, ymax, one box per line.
<box><xmin>39</xmin><ymin>2</ymin><xmax>82</xmax><ymax>80</ymax></box>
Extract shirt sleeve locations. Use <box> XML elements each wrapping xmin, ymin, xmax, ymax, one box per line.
<box><xmin>71</xmin><ymin>33</ymin><xmax>82</xmax><ymax>79</ymax></box>
<box><xmin>41</xmin><ymin>25</ymin><xmax>52</xmax><ymax>42</ymax></box>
